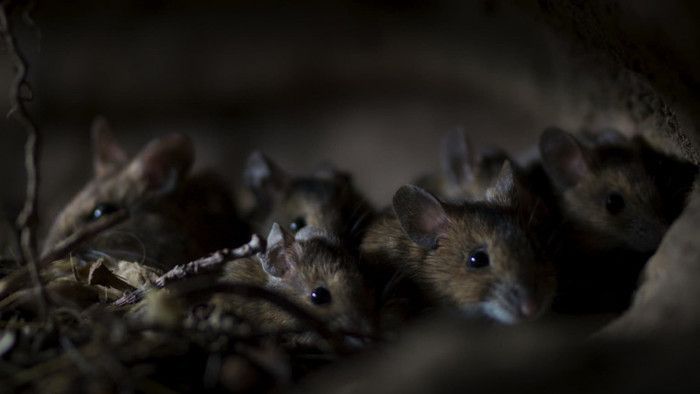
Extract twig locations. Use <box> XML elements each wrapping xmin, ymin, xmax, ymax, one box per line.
<box><xmin>113</xmin><ymin>234</ymin><xmax>265</xmax><ymax>307</ymax></box>
<box><xmin>39</xmin><ymin>209</ymin><xmax>128</xmax><ymax>265</ymax></box>
<box><xmin>0</xmin><ymin>210</ymin><xmax>129</xmax><ymax>302</ymax></box>
<box><xmin>0</xmin><ymin>0</ymin><xmax>46</xmax><ymax>319</ymax></box>
<box><xmin>156</xmin><ymin>234</ymin><xmax>264</xmax><ymax>288</ymax></box>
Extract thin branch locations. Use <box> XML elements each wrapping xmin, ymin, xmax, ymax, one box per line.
<box><xmin>113</xmin><ymin>234</ymin><xmax>265</xmax><ymax>307</ymax></box>
<box><xmin>155</xmin><ymin>234</ymin><xmax>265</xmax><ymax>288</ymax></box>
<box><xmin>39</xmin><ymin>209</ymin><xmax>128</xmax><ymax>265</ymax></box>
<box><xmin>0</xmin><ymin>0</ymin><xmax>46</xmax><ymax>319</ymax></box>
<box><xmin>0</xmin><ymin>210</ymin><xmax>129</xmax><ymax>302</ymax></box>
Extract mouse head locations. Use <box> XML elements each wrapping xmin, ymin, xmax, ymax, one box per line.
<box><xmin>260</xmin><ymin>223</ymin><xmax>373</xmax><ymax>335</ymax></box>
<box><xmin>633</xmin><ymin>136</ymin><xmax>698</xmax><ymax>222</ymax></box>
<box><xmin>393</xmin><ymin>163</ymin><xmax>554</xmax><ymax>324</ymax></box>
<box><xmin>539</xmin><ymin>127</ymin><xmax>668</xmax><ymax>253</ymax></box>
<box><xmin>439</xmin><ymin>128</ymin><xmax>510</xmax><ymax>201</ymax></box>
<box><xmin>42</xmin><ymin>117</ymin><xmax>194</xmax><ymax>254</ymax></box>
<box><xmin>244</xmin><ymin>151</ymin><xmax>373</xmax><ymax>245</ymax></box>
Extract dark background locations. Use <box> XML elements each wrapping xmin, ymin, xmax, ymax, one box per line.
<box><xmin>0</xmin><ymin>0</ymin><xmax>696</xmax><ymax>242</ymax></box>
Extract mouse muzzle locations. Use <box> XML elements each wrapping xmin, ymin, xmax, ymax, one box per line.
<box><xmin>481</xmin><ymin>282</ymin><xmax>540</xmax><ymax>324</ymax></box>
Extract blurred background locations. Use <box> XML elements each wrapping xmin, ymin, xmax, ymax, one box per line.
<box><xmin>0</xmin><ymin>0</ymin><xmax>698</xmax><ymax>243</ymax></box>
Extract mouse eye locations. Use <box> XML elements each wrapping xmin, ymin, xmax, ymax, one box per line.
<box><xmin>310</xmin><ymin>286</ymin><xmax>332</xmax><ymax>305</ymax></box>
<box><xmin>290</xmin><ymin>217</ymin><xmax>307</xmax><ymax>232</ymax></box>
<box><xmin>605</xmin><ymin>192</ymin><xmax>625</xmax><ymax>215</ymax></box>
<box><xmin>89</xmin><ymin>203</ymin><xmax>120</xmax><ymax>221</ymax></box>
<box><xmin>467</xmin><ymin>249</ymin><xmax>490</xmax><ymax>269</ymax></box>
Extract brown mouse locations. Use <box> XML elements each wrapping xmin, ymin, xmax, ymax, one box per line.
<box><xmin>361</xmin><ymin>161</ymin><xmax>555</xmax><ymax>325</ymax></box>
<box><xmin>537</xmin><ymin>127</ymin><xmax>697</xmax><ymax>314</ymax></box>
<box><xmin>538</xmin><ymin>127</ymin><xmax>669</xmax><ymax>254</ymax></box>
<box><xmin>633</xmin><ymin>134</ymin><xmax>698</xmax><ymax>224</ymax></box>
<box><xmin>415</xmin><ymin>128</ymin><xmax>510</xmax><ymax>203</ymax></box>
<box><xmin>42</xmin><ymin>117</ymin><xmax>249</xmax><ymax>270</ymax></box>
<box><xmin>210</xmin><ymin>223</ymin><xmax>374</xmax><ymax>343</ymax></box>
<box><xmin>243</xmin><ymin>151</ymin><xmax>374</xmax><ymax>251</ymax></box>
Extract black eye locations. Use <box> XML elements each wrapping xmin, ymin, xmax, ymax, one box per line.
<box><xmin>310</xmin><ymin>287</ymin><xmax>332</xmax><ymax>305</ymax></box>
<box><xmin>290</xmin><ymin>217</ymin><xmax>307</xmax><ymax>232</ymax></box>
<box><xmin>605</xmin><ymin>192</ymin><xmax>625</xmax><ymax>215</ymax></box>
<box><xmin>467</xmin><ymin>250</ymin><xmax>490</xmax><ymax>269</ymax></box>
<box><xmin>89</xmin><ymin>203</ymin><xmax>120</xmax><ymax>221</ymax></box>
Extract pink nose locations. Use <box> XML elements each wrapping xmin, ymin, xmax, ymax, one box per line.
<box><xmin>520</xmin><ymin>298</ymin><xmax>537</xmax><ymax>318</ymax></box>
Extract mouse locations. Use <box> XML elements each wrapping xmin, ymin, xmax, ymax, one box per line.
<box><xmin>243</xmin><ymin>151</ymin><xmax>374</xmax><ymax>252</ymax></box>
<box><xmin>42</xmin><ymin>117</ymin><xmax>250</xmax><ymax>271</ymax></box>
<box><xmin>415</xmin><ymin>128</ymin><xmax>510</xmax><ymax>203</ymax></box>
<box><xmin>538</xmin><ymin>127</ymin><xmax>670</xmax><ymax>254</ymax></box>
<box><xmin>633</xmin><ymin>135</ymin><xmax>698</xmax><ymax>224</ymax></box>
<box><xmin>361</xmin><ymin>161</ymin><xmax>555</xmax><ymax>325</ymax></box>
<box><xmin>536</xmin><ymin>127</ymin><xmax>695</xmax><ymax>314</ymax></box>
<box><xmin>208</xmin><ymin>223</ymin><xmax>374</xmax><ymax>345</ymax></box>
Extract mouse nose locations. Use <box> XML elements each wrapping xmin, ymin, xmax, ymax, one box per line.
<box><xmin>497</xmin><ymin>283</ymin><xmax>539</xmax><ymax>322</ymax></box>
<box><xmin>519</xmin><ymin>297</ymin><xmax>537</xmax><ymax>319</ymax></box>
<box><xmin>343</xmin><ymin>333</ymin><xmax>371</xmax><ymax>349</ymax></box>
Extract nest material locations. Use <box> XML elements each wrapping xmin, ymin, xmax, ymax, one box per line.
<box><xmin>0</xmin><ymin>253</ymin><xmax>346</xmax><ymax>393</ymax></box>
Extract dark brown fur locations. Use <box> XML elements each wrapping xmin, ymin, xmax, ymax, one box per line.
<box><xmin>211</xmin><ymin>224</ymin><xmax>374</xmax><ymax>341</ymax></box>
<box><xmin>43</xmin><ymin>118</ymin><xmax>249</xmax><ymax>271</ymax></box>
<box><xmin>538</xmin><ymin>128</ymin><xmax>697</xmax><ymax>314</ymax></box>
<box><xmin>540</xmin><ymin>128</ymin><xmax>673</xmax><ymax>254</ymax></box>
<box><xmin>244</xmin><ymin>151</ymin><xmax>374</xmax><ymax>251</ymax></box>
<box><xmin>415</xmin><ymin>128</ymin><xmax>510</xmax><ymax>203</ymax></box>
<box><xmin>362</xmin><ymin>163</ymin><xmax>555</xmax><ymax>325</ymax></box>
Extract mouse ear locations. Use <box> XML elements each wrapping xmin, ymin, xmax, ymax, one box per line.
<box><xmin>91</xmin><ymin>116</ymin><xmax>128</xmax><ymax>178</ymax></box>
<box><xmin>393</xmin><ymin>185</ymin><xmax>449</xmax><ymax>249</ymax></box>
<box><xmin>441</xmin><ymin>127</ymin><xmax>475</xmax><ymax>188</ymax></box>
<box><xmin>539</xmin><ymin>127</ymin><xmax>590</xmax><ymax>189</ymax></box>
<box><xmin>262</xmin><ymin>223</ymin><xmax>299</xmax><ymax>278</ymax></box>
<box><xmin>486</xmin><ymin>160</ymin><xmax>538</xmax><ymax>206</ymax></box>
<box><xmin>127</xmin><ymin>133</ymin><xmax>195</xmax><ymax>194</ymax></box>
<box><xmin>244</xmin><ymin>151</ymin><xmax>290</xmax><ymax>207</ymax></box>
<box><xmin>486</xmin><ymin>161</ymin><xmax>547</xmax><ymax>229</ymax></box>
<box><xmin>485</xmin><ymin>161</ymin><xmax>518</xmax><ymax>206</ymax></box>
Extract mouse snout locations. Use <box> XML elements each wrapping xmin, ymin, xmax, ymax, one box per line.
<box><xmin>484</xmin><ymin>282</ymin><xmax>540</xmax><ymax>324</ymax></box>
<box><xmin>519</xmin><ymin>296</ymin><xmax>537</xmax><ymax>319</ymax></box>
<box><xmin>504</xmin><ymin>284</ymin><xmax>538</xmax><ymax>319</ymax></box>
<box><xmin>333</xmin><ymin>317</ymin><xmax>374</xmax><ymax>349</ymax></box>
<box><xmin>330</xmin><ymin>312</ymin><xmax>374</xmax><ymax>338</ymax></box>
<box><xmin>342</xmin><ymin>333</ymin><xmax>372</xmax><ymax>349</ymax></box>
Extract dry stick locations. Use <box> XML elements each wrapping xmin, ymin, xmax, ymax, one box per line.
<box><xmin>0</xmin><ymin>1</ymin><xmax>46</xmax><ymax>319</ymax></box>
<box><xmin>0</xmin><ymin>210</ymin><xmax>129</xmax><ymax>302</ymax></box>
<box><xmin>113</xmin><ymin>234</ymin><xmax>266</xmax><ymax>307</ymax></box>
<box><xmin>155</xmin><ymin>234</ymin><xmax>265</xmax><ymax>288</ymax></box>
<box><xmin>39</xmin><ymin>209</ymin><xmax>128</xmax><ymax>266</ymax></box>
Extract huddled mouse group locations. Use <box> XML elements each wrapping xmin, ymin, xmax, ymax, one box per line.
<box><xmin>41</xmin><ymin>117</ymin><xmax>698</xmax><ymax>345</ymax></box>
